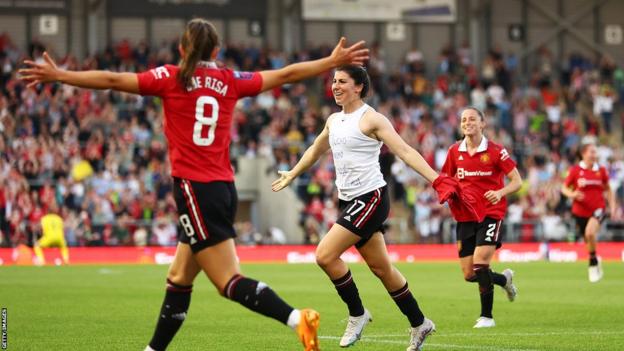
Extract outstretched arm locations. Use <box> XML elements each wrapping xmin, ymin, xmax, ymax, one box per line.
<box><xmin>20</xmin><ymin>52</ymin><xmax>139</xmax><ymax>93</ymax></box>
<box><xmin>259</xmin><ymin>37</ymin><xmax>368</xmax><ymax>93</ymax></box>
<box><xmin>366</xmin><ymin>112</ymin><xmax>438</xmax><ymax>183</ymax></box>
<box><xmin>271</xmin><ymin>119</ymin><xmax>332</xmax><ymax>192</ymax></box>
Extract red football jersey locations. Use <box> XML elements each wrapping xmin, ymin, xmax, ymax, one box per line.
<box><xmin>137</xmin><ymin>62</ymin><xmax>262</xmax><ymax>182</ymax></box>
<box><xmin>441</xmin><ymin>137</ymin><xmax>517</xmax><ymax>221</ymax></box>
<box><xmin>563</xmin><ymin>162</ymin><xmax>609</xmax><ymax>217</ymax></box>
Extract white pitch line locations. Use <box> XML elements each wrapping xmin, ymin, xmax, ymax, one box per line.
<box><xmin>352</xmin><ymin>330</ymin><xmax>624</xmax><ymax>338</ymax></box>
<box><xmin>318</xmin><ymin>336</ymin><xmax>538</xmax><ymax>351</ymax></box>
<box><xmin>97</xmin><ymin>268</ymin><xmax>121</xmax><ymax>274</ymax></box>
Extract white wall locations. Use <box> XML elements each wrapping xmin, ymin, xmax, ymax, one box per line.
<box><xmin>151</xmin><ymin>18</ymin><xmax>184</xmax><ymax>46</ymax></box>
<box><xmin>236</xmin><ymin>157</ymin><xmax>305</xmax><ymax>243</ymax></box>
<box><xmin>0</xmin><ymin>15</ymin><xmax>27</xmax><ymax>52</ymax></box>
<box><xmin>111</xmin><ymin>17</ymin><xmax>146</xmax><ymax>45</ymax></box>
<box><xmin>228</xmin><ymin>19</ymin><xmax>263</xmax><ymax>46</ymax></box>
<box><xmin>30</xmin><ymin>14</ymin><xmax>68</xmax><ymax>56</ymax></box>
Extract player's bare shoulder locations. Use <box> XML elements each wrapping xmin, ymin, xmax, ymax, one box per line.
<box><xmin>362</xmin><ymin>106</ymin><xmax>383</xmax><ymax>122</ymax></box>
<box><xmin>360</xmin><ymin>107</ymin><xmax>387</xmax><ymax>133</ymax></box>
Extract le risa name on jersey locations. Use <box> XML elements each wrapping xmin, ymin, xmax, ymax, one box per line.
<box><xmin>149</xmin><ymin>66</ymin><xmax>228</xmax><ymax>96</ymax></box>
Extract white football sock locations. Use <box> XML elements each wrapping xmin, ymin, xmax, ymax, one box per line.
<box><xmin>287</xmin><ymin>309</ymin><xmax>301</xmax><ymax>330</ymax></box>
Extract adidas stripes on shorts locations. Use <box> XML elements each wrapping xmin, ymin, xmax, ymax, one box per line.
<box><xmin>173</xmin><ymin>178</ymin><xmax>237</xmax><ymax>253</ymax></box>
<box><xmin>336</xmin><ymin>186</ymin><xmax>389</xmax><ymax>248</ymax></box>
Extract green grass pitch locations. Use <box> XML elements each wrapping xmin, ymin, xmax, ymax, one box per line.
<box><xmin>1</xmin><ymin>262</ymin><xmax>623</xmax><ymax>350</ymax></box>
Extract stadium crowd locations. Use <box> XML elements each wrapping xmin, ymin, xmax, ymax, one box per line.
<box><xmin>1</xmin><ymin>32</ymin><xmax>623</xmax><ymax>247</ymax></box>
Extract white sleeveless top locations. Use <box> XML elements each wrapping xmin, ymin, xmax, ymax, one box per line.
<box><xmin>328</xmin><ymin>103</ymin><xmax>386</xmax><ymax>201</ymax></box>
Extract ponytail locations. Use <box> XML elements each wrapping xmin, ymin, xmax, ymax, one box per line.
<box><xmin>177</xmin><ymin>19</ymin><xmax>220</xmax><ymax>88</ymax></box>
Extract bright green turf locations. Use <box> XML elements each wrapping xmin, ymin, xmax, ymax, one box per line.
<box><xmin>1</xmin><ymin>262</ymin><xmax>623</xmax><ymax>350</ymax></box>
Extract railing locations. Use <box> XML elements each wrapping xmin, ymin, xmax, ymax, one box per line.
<box><xmin>4</xmin><ymin>217</ymin><xmax>624</xmax><ymax>248</ymax></box>
<box><xmin>385</xmin><ymin>217</ymin><xmax>624</xmax><ymax>244</ymax></box>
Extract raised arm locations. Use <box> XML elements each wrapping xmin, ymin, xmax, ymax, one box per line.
<box><xmin>259</xmin><ymin>37</ymin><xmax>368</xmax><ymax>93</ymax></box>
<box><xmin>20</xmin><ymin>52</ymin><xmax>139</xmax><ymax>94</ymax></box>
<box><xmin>365</xmin><ymin>111</ymin><xmax>438</xmax><ymax>183</ymax></box>
<box><xmin>271</xmin><ymin>119</ymin><xmax>332</xmax><ymax>192</ymax></box>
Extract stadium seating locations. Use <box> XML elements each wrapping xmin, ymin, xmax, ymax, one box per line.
<box><xmin>1</xmin><ymin>34</ymin><xmax>623</xmax><ymax>247</ymax></box>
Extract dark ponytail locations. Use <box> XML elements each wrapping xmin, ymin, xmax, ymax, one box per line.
<box><xmin>336</xmin><ymin>64</ymin><xmax>370</xmax><ymax>98</ymax></box>
<box><xmin>178</xmin><ymin>18</ymin><xmax>220</xmax><ymax>88</ymax></box>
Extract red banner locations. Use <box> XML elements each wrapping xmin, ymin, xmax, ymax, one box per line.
<box><xmin>1</xmin><ymin>243</ymin><xmax>623</xmax><ymax>266</ymax></box>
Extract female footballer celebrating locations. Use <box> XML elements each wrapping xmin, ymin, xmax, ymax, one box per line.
<box><xmin>21</xmin><ymin>18</ymin><xmax>369</xmax><ymax>351</ymax></box>
<box><xmin>561</xmin><ymin>142</ymin><xmax>616</xmax><ymax>282</ymax></box>
<box><xmin>272</xmin><ymin>65</ymin><xmax>450</xmax><ymax>350</ymax></box>
<box><xmin>441</xmin><ymin>106</ymin><xmax>521</xmax><ymax>328</ymax></box>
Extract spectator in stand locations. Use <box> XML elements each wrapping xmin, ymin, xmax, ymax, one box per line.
<box><xmin>20</xmin><ymin>17</ymin><xmax>371</xmax><ymax>351</ymax></box>
<box><xmin>1</xmin><ymin>31</ymin><xmax>623</xmax><ymax>248</ymax></box>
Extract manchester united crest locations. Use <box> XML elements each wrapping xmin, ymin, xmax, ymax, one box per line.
<box><xmin>480</xmin><ymin>154</ymin><xmax>490</xmax><ymax>164</ymax></box>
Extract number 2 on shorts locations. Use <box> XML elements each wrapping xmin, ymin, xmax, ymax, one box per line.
<box><xmin>485</xmin><ymin>222</ymin><xmax>496</xmax><ymax>242</ymax></box>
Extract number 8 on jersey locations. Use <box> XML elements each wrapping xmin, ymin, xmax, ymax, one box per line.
<box><xmin>194</xmin><ymin>96</ymin><xmax>219</xmax><ymax>146</ymax></box>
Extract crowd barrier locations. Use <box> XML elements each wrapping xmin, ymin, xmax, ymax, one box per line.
<box><xmin>1</xmin><ymin>243</ymin><xmax>623</xmax><ymax>265</ymax></box>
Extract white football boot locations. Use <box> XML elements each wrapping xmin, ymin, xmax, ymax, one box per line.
<box><xmin>588</xmin><ymin>258</ymin><xmax>603</xmax><ymax>283</ymax></box>
<box><xmin>473</xmin><ymin>316</ymin><xmax>496</xmax><ymax>328</ymax></box>
<box><xmin>406</xmin><ymin>318</ymin><xmax>436</xmax><ymax>351</ymax></box>
<box><xmin>339</xmin><ymin>309</ymin><xmax>372</xmax><ymax>347</ymax></box>
<box><xmin>502</xmin><ymin>269</ymin><xmax>517</xmax><ymax>302</ymax></box>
